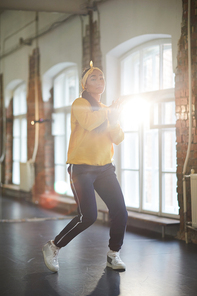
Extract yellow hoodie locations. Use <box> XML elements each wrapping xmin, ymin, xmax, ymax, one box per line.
<box><xmin>66</xmin><ymin>98</ymin><xmax>124</xmax><ymax>165</ymax></box>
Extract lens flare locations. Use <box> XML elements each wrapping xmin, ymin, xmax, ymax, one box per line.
<box><xmin>40</xmin><ymin>193</ymin><xmax>58</xmax><ymax>209</ymax></box>
<box><xmin>54</xmin><ymin>181</ymin><xmax>68</xmax><ymax>195</ymax></box>
<box><xmin>120</xmin><ymin>97</ymin><xmax>150</xmax><ymax>129</ymax></box>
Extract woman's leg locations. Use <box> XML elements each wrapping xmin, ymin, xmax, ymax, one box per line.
<box><xmin>93</xmin><ymin>164</ymin><xmax>128</xmax><ymax>252</ymax></box>
<box><xmin>54</xmin><ymin>165</ymin><xmax>98</xmax><ymax>248</ymax></box>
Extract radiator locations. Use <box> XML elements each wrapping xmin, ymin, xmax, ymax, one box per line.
<box><xmin>20</xmin><ymin>161</ymin><xmax>35</xmax><ymax>192</ymax></box>
<box><xmin>190</xmin><ymin>174</ymin><xmax>197</xmax><ymax>228</ymax></box>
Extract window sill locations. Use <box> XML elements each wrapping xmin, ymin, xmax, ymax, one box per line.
<box><xmin>39</xmin><ymin>193</ymin><xmax>77</xmax><ymax>215</ymax></box>
<box><xmin>2</xmin><ymin>184</ymin><xmax>20</xmax><ymax>190</ymax></box>
<box><xmin>98</xmin><ymin>209</ymin><xmax>180</xmax><ymax>238</ymax></box>
<box><xmin>40</xmin><ymin>193</ymin><xmax>75</xmax><ymax>205</ymax></box>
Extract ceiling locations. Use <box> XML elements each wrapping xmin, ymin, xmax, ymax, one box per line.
<box><xmin>0</xmin><ymin>0</ymin><xmax>108</xmax><ymax>14</ymax></box>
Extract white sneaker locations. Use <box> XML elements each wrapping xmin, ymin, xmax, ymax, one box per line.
<box><xmin>107</xmin><ymin>250</ymin><xmax>126</xmax><ymax>271</ymax></box>
<box><xmin>42</xmin><ymin>240</ymin><xmax>60</xmax><ymax>272</ymax></box>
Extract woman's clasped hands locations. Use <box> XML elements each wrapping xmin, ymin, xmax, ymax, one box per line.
<box><xmin>108</xmin><ymin>98</ymin><xmax>123</xmax><ymax>127</ymax></box>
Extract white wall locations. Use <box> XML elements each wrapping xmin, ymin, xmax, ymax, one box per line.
<box><xmin>39</xmin><ymin>16</ymin><xmax>82</xmax><ymax>78</ymax></box>
<box><xmin>0</xmin><ymin>1</ymin><xmax>182</xmax><ymax>101</ymax></box>
<box><xmin>99</xmin><ymin>0</ymin><xmax>182</xmax><ymax>65</ymax></box>
<box><xmin>0</xmin><ymin>10</ymin><xmax>82</xmax><ymax>104</ymax></box>
<box><xmin>98</xmin><ymin>0</ymin><xmax>182</xmax><ymax>103</ymax></box>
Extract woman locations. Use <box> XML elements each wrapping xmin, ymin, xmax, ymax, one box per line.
<box><xmin>42</xmin><ymin>62</ymin><xmax>128</xmax><ymax>272</ymax></box>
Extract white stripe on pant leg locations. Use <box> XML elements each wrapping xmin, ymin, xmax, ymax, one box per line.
<box><xmin>71</xmin><ymin>164</ymin><xmax>83</xmax><ymax>222</ymax></box>
<box><xmin>56</xmin><ymin>164</ymin><xmax>83</xmax><ymax>245</ymax></box>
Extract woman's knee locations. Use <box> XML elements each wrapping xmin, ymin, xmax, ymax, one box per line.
<box><xmin>119</xmin><ymin>207</ymin><xmax>128</xmax><ymax>224</ymax></box>
<box><xmin>124</xmin><ymin>208</ymin><xmax>128</xmax><ymax>224</ymax></box>
<box><xmin>110</xmin><ymin>207</ymin><xmax>128</xmax><ymax>224</ymax></box>
<box><xmin>82</xmin><ymin>211</ymin><xmax>97</xmax><ymax>226</ymax></box>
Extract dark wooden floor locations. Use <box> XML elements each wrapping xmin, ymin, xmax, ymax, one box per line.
<box><xmin>0</xmin><ymin>195</ymin><xmax>197</xmax><ymax>296</ymax></box>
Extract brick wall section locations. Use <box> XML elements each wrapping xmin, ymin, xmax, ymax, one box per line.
<box><xmin>4</xmin><ymin>99</ymin><xmax>13</xmax><ymax>184</ymax></box>
<box><xmin>82</xmin><ymin>20</ymin><xmax>102</xmax><ymax>70</ymax></box>
<box><xmin>27</xmin><ymin>48</ymin><xmax>39</xmax><ymax>160</ymax></box>
<box><xmin>0</xmin><ymin>74</ymin><xmax>5</xmax><ymax>184</ymax></box>
<box><xmin>0</xmin><ymin>74</ymin><xmax>3</xmax><ymax>161</ymax></box>
<box><xmin>44</xmin><ymin>88</ymin><xmax>55</xmax><ymax>193</ymax></box>
<box><xmin>27</xmin><ymin>48</ymin><xmax>46</xmax><ymax>200</ymax></box>
<box><xmin>175</xmin><ymin>0</ymin><xmax>197</xmax><ymax>242</ymax></box>
<box><xmin>92</xmin><ymin>21</ymin><xmax>102</xmax><ymax>69</ymax></box>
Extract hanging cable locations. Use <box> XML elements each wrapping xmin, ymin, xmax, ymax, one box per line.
<box><xmin>31</xmin><ymin>12</ymin><xmax>40</xmax><ymax>163</ymax></box>
<box><xmin>183</xmin><ymin>0</ymin><xmax>192</xmax><ymax>243</ymax></box>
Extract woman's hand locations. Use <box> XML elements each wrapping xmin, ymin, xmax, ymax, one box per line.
<box><xmin>108</xmin><ymin>98</ymin><xmax>123</xmax><ymax>126</ymax></box>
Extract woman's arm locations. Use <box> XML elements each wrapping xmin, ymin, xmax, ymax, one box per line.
<box><xmin>73</xmin><ymin>98</ymin><xmax>108</xmax><ymax>131</ymax></box>
<box><xmin>107</xmin><ymin>98</ymin><xmax>124</xmax><ymax>144</ymax></box>
<box><xmin>108</xmin><ymin>124</ymin><xmax>124</xmax><ymax>145</ymax></box>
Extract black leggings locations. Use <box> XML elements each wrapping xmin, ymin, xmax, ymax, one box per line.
<box><xmin>54</xmin><ymin>163</ymin><xmax>128</xmax><ymax>251</ymax></box>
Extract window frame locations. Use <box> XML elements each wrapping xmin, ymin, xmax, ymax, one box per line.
<box><xmin>52</xmin><ymin>66</ymin><xmax>78</xmax><ymax>197</ymax></box>
<box><xmin>119</xmin><ymin>38</ymin><xmax>178</xmax><ymax>219</ymax></box>
<box><xmin>120</xmin><ymin>38</ymin><xmax>175</xmax><ymax>96</ymax></box>
<box><xmin>12</xmin><ymin>83</ymin><xmax>27</xmax><ymax>185</ymax></box>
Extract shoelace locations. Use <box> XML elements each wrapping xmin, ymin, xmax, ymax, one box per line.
<box><xmin>51</xmin><ymin>246</ymin><xmax>59</xmax><ymax>261</ymax></box>
<box><xmin>110</xmin><ymin>251</ymin><xmax>119</xmax><ymax>257</ymax></box>
<box><xmin>54</xmin><ymin>249</ymin><xmax>59</xmax><ymax>257</ymax></box>
<box><xmin>110</xmin><ymin>252</ymin><xmax>123</xmax><ymax>263</ymax></box>
<box><xmin>115</xmin><ymin>255</ymin><xmax>122</xmax><ymax>263</ymax></box>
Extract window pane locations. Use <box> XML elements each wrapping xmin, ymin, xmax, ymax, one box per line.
<box><xmin>54</xmin><ymin>165</ymin><xmax>73</xmax><ymax>196</ymax></box>
<box><xmin>54</xmin><ymin>165</ymin><xmax>66</xmax><ymax>194</ymax></box>
<box><xmin>12</xmin><ymin>161</ymin><xmax>20</xmax><ymax>184</ymax></box>
<box><xmin>13</xmin><ymin>119</ymin><xmax>20</xmax><ymax>137</ymax></box>
<box><xmin>54</xmin><ymin>73</ymin><xmax>65</xmax><ymax>108</ymax></box>
<box><xmin>66</xmin><ymin>183</ymin><xmax>73</xmax><ymax>196</ymax></box>
<box><xmin>20</xmin><ymin>85</ymin><xmax>27</xmax><ymax>114</ymax></box>
<box><xmin>13</xmin><ymin>138</ymin><xmax>20</xmax><ymax>161</ymax></box>
<box><xmin>120</xmin><ymin>99</ymin><xmax>140</xmax><ymax>132</ymax></box>
<box><xmin>13</xmin><ymin>84</ymin><xmax>26</xmax><ymax>115</ymax></box>
<box><xmin>65</xmin><ymin>71</ymin><xmax>77</xmax><ymax>105</ymax></box>
<box><xmin>52</xmin><ymin>113</ymin><xmax>65</xmax><ymax>136</ymax></box>
<box><xmin>162</xmin><ymin>129</ymin><xmax>176</xmax><ymax>172</ymax></box>
<box><xmin>143</xmin><ymin>129</ymin><xmax>159</xmax><ymax>212</ymax></box>
<box><xmin>54</xmin><ymin>136</ymin><xmax>65</xmax><ymax>165</ymax></box>
<box><xmin>13</xmin><ymin>92</ymin><xmax>20</xmax><ymax>116</ymax></box>
<box><xmin>153</xmin><ymin>103</ymin><xmax>159</xmax><ymax>125</ymax></box>
<box><xmin>163</xmin><ymin>44</ymin><xmax>174</xmax><ymax>89</ymax></box>
<box><xmin>66</xmin><ymin>114</ymin><xmax>71</xmax><ymax>153</ymax></box>
<box><xmin>121</xmin><ymin>133</ymin><xmax>139</xmax><ymax>169</ymax></box>
<box><xmin>21</xmin><ymin>118</ymin><xmax>27</xmax><ymax>137</ymax></box>
<box><xmin>143</xmin><ymin>170</ymin><xmax>159</xmax><ymax>212</ymax></box>
<box><xmin>65</xmin><ymin>166</ymin><xmax>73</xmax><ymax>197</ymax></box>
<box><xmin>144</xmin><ymin>129</ymin><xmax>158</xmax><ymax>169</ymax></box>
<box><xmin>121</xmin><ymin>51</ymin><xmax>140</xmax><ymax>95</ymax></box>
<box><xmin>21</xmin><ymin>137</ymin><xmax>27</xmax><ymax>162</ymax></box>
<box><xmin>162</xmin><ymin>173</ymin><xmax>178</xmax><ymax>214</ymax></box>
<box><xmin>54</xmin><ymin>165</ymin><xmax>65</xmax><ymax>182</ymax></box>
<box><xmin>122</xmin><ymin>170</ymin><xmax>139</xmax><ymax>208</ymax></box>
<box><xmin>162</xmin><ymin>101</ymin><xmax>176</xmax><ymax>125</ymax></box>
<box><xmin>142</xmin><ymin>45</ymin><xmax>159</xmax><ymax>92</ymax></box>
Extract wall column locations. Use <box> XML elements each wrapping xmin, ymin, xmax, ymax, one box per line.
<box><xmin>27</xmin><ymin>48</ymin><xmax>46</xmax><ymax>202</ymax></box>
<box><xmin>175</xmin><ymin>0</ymin><xmax>197</xmax><ymax>243</ymax></box>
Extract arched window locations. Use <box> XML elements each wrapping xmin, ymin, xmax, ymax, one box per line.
<box><xmin>52</xmin><ymin>66</ymin><xmax>78</xmax><ymax>196</ymax></box>
<box><xmin>120</xmin><ymin>39</ymin><xmax>178</xmax><ymax>217</ymax></box>
<box><xmin>12</xmin><ymin>83</ymin><xmax>27</xmax><ymax>184</ymax></box>
<box><xmin>121</xmin><ymin>40</ymin><xmax>174</xmax><ymax>95</ymax></box>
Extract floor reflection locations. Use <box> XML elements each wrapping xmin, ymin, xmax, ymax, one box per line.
<box><xmin>86</xmin><ymin>267</ymin><xmax>121</xmax><ymax>296</ymax></box>
<box><xmin>23</xmin><ymin>272</ymin><xmax>60</xmax><ymax>296</ymax></box>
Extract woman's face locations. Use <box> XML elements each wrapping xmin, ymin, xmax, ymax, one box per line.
<box><xmin>85</xmin><ymin>69</ymin><xmax>105</xmax><ymax>99</ymax></box>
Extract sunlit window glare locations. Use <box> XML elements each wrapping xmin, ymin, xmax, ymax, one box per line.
<box><xmin>54</xmin><ymin>180</ymin><xmax>69</xmax><ymax>195</ymax></box>
<box><xmin>120</xmin><ymin>98</ymin><xmax>150</xmax><ymax>129</ymax></box>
